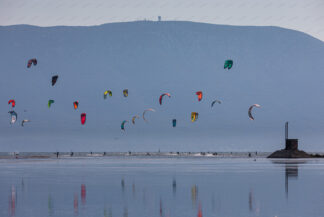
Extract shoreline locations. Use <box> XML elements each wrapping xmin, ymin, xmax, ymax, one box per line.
<box><xmin>2</xmin><ymin>151</ymin><xmax>324</xmax><ymax>160</ymax></box>
<box><xmin>0</xmin><ymin>151</ymin><xmax>270</xmax><ymax>159</ymax></box>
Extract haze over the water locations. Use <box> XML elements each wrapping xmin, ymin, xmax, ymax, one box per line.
<box><xmin>0</xmin><ymin>0</ymin><xmax>324</xmax><ymax>42</ymax></box>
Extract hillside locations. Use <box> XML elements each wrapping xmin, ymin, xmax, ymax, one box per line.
<box><xmin>0</xmin><ymin>21</ymin><xmax>324</xmax><ymax>152</ymax></box>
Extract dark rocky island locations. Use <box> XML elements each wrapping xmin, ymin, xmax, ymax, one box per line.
<box><xmin>268</xmin><ymin>148</ymin><xmax>324</xmax><ymax>158</ymax></box>
<box><xmin>268</xmin><ymin>138</ymin><xmax>312</xmax><ymax>158</ymax></box>
<box><xmin>268</xmin><ymin>148</ymin><xmax>312</xmax><ymax>158</ymax></box>
<box><xmin>268</xmin><ymin>123</ymin><xmax>324</xmax><ymax>158</ymax></box>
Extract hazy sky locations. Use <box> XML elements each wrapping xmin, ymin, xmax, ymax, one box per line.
<box><xmin>0</xmin><ymin>0</ymin><xmax>323</xmax><ymax>41</ymax></box>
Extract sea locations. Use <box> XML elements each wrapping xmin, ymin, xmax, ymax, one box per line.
<box><xmin>1</xmin><ymin>154</ymin><xmax>324</xmax><ymax>217</ymax></box>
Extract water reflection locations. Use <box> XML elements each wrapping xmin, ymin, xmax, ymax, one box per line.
<box><xmin>9</xmin><ymin>185</ymin><xmax>16</xmax><ymax>217</ymax></box>
<box><xmin>271</xmin><ymin>160</ymin><xmax>306</xmax><ymax>198</ymax></box>
<box><xmin>21</xmin><ymin>178</ymin><xmax>24</xmax><ymax>192</ymax></box>
<box><xmin>123</xmin><ymin>207</ymin><xmax>128</xmax><ymax>217</ymax></box>
<box><xmin>172</xmin><ymin>178</ymin><xmax>176</xmax><ymax>196</ymax></box>
<box><xmin>285</xmin><ymin>163</ymin><xmax>299</xmax><ymax>197</ymax></box>
<box><xmin>74</xmin><ymin>193</ymin><xmax>78</xmax><ymax>215</ymax></box>
<box><xmin>81</xmin><ymin>184</ymin><xmax>86</xmax><ymax>205</ymax></box>
<box><xmin>121</xmin><ymin>178</ymin><xmax>125</xmax><ymax>192</ymax></box>
<box><xmin>191</xmin><ymin>185</ymin><xmax>198</xmax><ymax>207</ymax></box>
<box><xmin>248</xmin><ymin>189</ymin><xmax>260</xmax><ymax>215</ymax></box>
<box><xmin>132</xmin><ymin>182</ymin><xmax>136</xmax><ymax>198</ymax></box>
<box><xmin>160</xmin><ymin>198</ymin><xmax>163</xmax><ymax>217</ymax></box>
<box><xmin>198</xmin><ymin>203</ymin><xmax>202</xmax><ymax>217</ymax></box>
<box><xmin>2</xmin><ymin>158</ymin><xmax>324</xmax><ymax>217</ymax></box>
<box><xmin>248</xmin><ymin>190</ymin><xmax>253</xmax><ymax>212</ymax></box>
<box><xmin>48</xmin><ymin>194</ymin><xmax>53</xmax><ymax>217</ymax></box>
<box><xmin>104</xmin><ymin>206</ymin><xmax>112</xmax><ymax>217</ymax></box>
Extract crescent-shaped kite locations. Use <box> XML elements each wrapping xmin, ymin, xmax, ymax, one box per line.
<box><xmin>121</xmin><ymin>120</ymin><xmax>128</xmax><ymax>131</ymax></box>
<box><xmin>159</xmin><ymin>93</ymin><xmax>171</xmax><ymax>105</ymax></box>
<box><xmin>191</xmin><ymin>112</ymin><xmax>199</xmax><ymax>122</ymax></box>
<box><xmin>143</xmin><ymin>108</ymin><xmax>155</xmax><ymax>122</ymax></box>
<box><xmin>248</xmin><ymin>104</ymin><xmax>261</xmax><ymax>120</ymax></box>
<box><xmin>211</xmin><ymin>100</ymin><xmax>222</xmax><ymax>107</ymax></box>
<box><xmin>132</xmin><ymin>115</ymin><xmax>140</xmax><ymax>124</ymax></box>
<box><xmin>21</xmin><ymin>119</ymin><xmax>30</xmax><ymax>126</ymax></box>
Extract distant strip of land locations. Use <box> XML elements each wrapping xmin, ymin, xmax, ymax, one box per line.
<box><xmin>0</xmin><ymin>151</ymin><xmax>271</xmax><ymax>159</ymax></box>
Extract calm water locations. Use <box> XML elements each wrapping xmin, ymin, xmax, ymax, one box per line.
<box><xmin>1</xmin><ymin>157</ymin><xmax>324</xmax><ymax>217</ymax></box>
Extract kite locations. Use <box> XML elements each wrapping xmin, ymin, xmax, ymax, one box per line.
<box><xmin>172</xmin><ymin>119</ymin><xmax>177</xmax><ymax>127</ymax></box>
<box><xmin>248</xmin><ymin>104</ymin><xmax>261</xmax><ymax>120</ymax></box>
<box><xmin>104</xmin><ymin>90</ymin><xmax>112</xmax><ymax>99</ymax></box>
<box><xmin>224</xmin><ymin>59</ymin><xmax>233</xmax><ymax>70</ymax></box>
<box><xmin>52</xmin><ymin>75</ymin><xmax>58</xmax><ymax>86</ymax></box>
<box><xmin>21</xmin><ymin>119</ymin><xmax>30</xmax><ymax>126</ymax></box>
<box><xmin>121</xmin><ymin>120</ymin><xmax>128</xmax><ymax>131</ymax></box>
<box><xmin>73</xmin><ymin>101</ymin><xmax>79</xmax><ymax>110</ymax></box>
<box><xmin>191</xmin><ymin>112</ymin><xmax>199</xmax><ymax>122</ymax></box>
<box><xmin>48</xmin><ymin>100</ymin><xmax>54</xmax><ymax>108</ymax></box>
<box><xmin>196</xmin><ymin>91</ymin><xmax>203</xmax><ymax>102</ymax></box>
<box><xmin>27</xmin><ymin>58</ymin><xmax>37</xmax><ymax>68</ymax></box>
<box><xmin>211</xmin><ymin>100</ymin><xmax>222</xmax><ymax>107</ymax></box>
<box><xmin>123</xmin><ymin>89</ymin><xmax>128</xmax><ymax>97</ymax></box>
<box><xmin>159</xmin><ymin>93</ymin><xmax>171</xmax><ymax>105</ymax></box>
<box><xmin>81</xmin><ymin>113</ymin><xmax>86</xmax><ymax>125</ymax></box>
<box><xmin>132</xmin><ymin>115</ymin><xmax>139</xmax><ymax>124</ymax></box>
<box><xmin>8</xmin><ymin>99</ymin><xmax>15</xmax><ymax>108</ymax></box>
<box><xmin>143</xmin><ymin>108</ymin><xmax>155</xmax><ymax>122</ymax></box>
<box><xmin>8</xmin><ymin>111</ymin><xmax>17</xmax><ymax>124</ymax></box>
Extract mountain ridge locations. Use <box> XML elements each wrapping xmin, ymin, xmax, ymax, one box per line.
<box><xmin>0</xmin><ymin>21</ymin><xmax>323</xmax><ymax>152</ymax></box>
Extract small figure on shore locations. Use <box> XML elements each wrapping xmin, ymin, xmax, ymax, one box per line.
<box><xmin>70</xmin><ymin>152</ymin><xmax>74</xmax><ymax>157</ymax></box>
<box><xmin>248</xmin><ymin>153</ymin><xmax>251</xmax><ymax>157</ymax></box>
<box><xmin>56</xmin><ymin>152</ymin><xmax>59</xmax><ymax>158</ymax></box>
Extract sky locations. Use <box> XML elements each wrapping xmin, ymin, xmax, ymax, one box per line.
<box><xmin>0</xmin><ymin>0</ymin><xmax>324</xmax><ymax>42</ymax></box>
